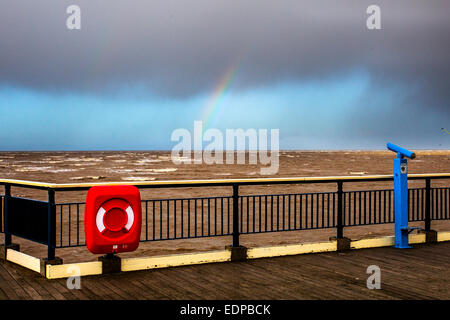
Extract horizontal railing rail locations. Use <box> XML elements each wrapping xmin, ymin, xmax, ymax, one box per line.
<box><xmin>2</xmin><ymin>173</ymin><xmax>450</xmax><ymax>259</ymax></box>
<box><xmin>2</xmin><ymin>173</ymin><xmax>450</xmax><ymax>190</ymax></box>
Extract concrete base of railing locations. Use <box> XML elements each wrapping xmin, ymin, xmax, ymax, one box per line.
<box><xmin>40</xmin><ymin>257</ymin><xmax>63</xmax><ymax>277</ymax></box>
<box><xmin>98</xmin><ymin>254</ymin><xmax>121</xmax><ymax>274</ymax></box>
<box><xmin>418</xmin><ymin>229</ymin><xmax>438</xmax><ymax>243</ymax></box>
<box><xmin>329</xmin><ymin>237</ymin><xmax>352</xmax><ymax>251</ymax></box>
<box><xmin>4</xmin><ymin>231</ymin><xmax>450</xmax><ymax>279</ymax></box>
<box><xmin>226</xmin><ymin>245</ymin><xmax>248</xmax><ymax>262</ymax></box>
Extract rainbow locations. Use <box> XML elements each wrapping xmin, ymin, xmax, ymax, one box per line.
<box><xmin>201</xmin><ymin>60</ymin><xmax>240</xmax><ymax>130</ymax></box>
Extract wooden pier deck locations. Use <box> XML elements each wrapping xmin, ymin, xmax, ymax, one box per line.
<box><xmin>0</xmin><ymin>242</ymin><xmax>449</xmax><ymax>300</ymax></box>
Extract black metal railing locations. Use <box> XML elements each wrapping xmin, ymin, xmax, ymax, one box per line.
<box><xmin>431</xmin><ymin>187</ymin><xmax>450</xmax><ymax>220</ymax></box>
<box><xmin>2</xmin><ymin>174</ymin><xmax>450</xmax><ymax>259</ymax></box>
<box><xmin>0</xmin><ymin>195</ymin><xmax>4</xmax><ymax>233</ymax></box>
<box><xmin>53</xmin><ymin>186</ymin><xmax>450</xmax><ymax>249</ymax></box>
<box><xmin>342</xmin><ymin>189</ymin><xmax>393</xmax><ymax>226</ymax></box>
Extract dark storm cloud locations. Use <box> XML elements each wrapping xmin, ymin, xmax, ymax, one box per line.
<box><xmin>0</xmin><ymin>0</ymin><xmax>449</xmax><ymax>111</ymax></box>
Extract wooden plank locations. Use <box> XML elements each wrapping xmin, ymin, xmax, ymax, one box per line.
<box><xmin>77</xmin><ymin>277</ymin><xmax>120</xmax><ymax>299</ymax></box>
<box><xmin>129</xmin><ymin>275</ymin><xmax>173</xmax><ymax>300</ymax></box>
<box><xmin>231</xmin><ymin>260</ymin><xmax>318</xmax><ymax>299</ymax></box>
<box><xmin>103</xmin><ymin>275</ymin><xmax>144</xmax><ymax>300</ymax></box>
<box><xmin>247</xmin><ymin>255</ymin><xmax>364</xmax><ymax>299</ymax></box>
<box><xmin>147</xmin><ymin>269</ymin><xmax>206</xmax><ymax>300</ymax></box>
<box><xmin>0</xmin><ymin>286</ymin><xmax>8</xmax><ymax>299</ymax></box>
<box><xmin>137</xmin><ymin>270</ymin><xmax>195</xmax><ymax>300</ymax></box>
<box><xmin>44</xmin><ymin>279</ymin><xmax>78</xmax><ymax>300</ymax></box>
<box><xmin>0</xmin><ymin>264</ymin><xmax>25</xmax><ymax>299</ymax></box>
<box><xmin>336</xmin><ymin>247</ymin><xmax>445</xmax><ymax>299</ymax></box>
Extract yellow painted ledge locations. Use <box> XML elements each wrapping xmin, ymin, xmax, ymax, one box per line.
<box><xmin>6</xmin><ymin>249</ymin><xmax>41</xmax><ymax>273</ymax></box>
<box><xmin>4</xmin><ymin>231</ymin><xmax>450</xmax><ymax>279</ymax></box>
<box><xmin>46</xmin><ymin>261</ymin><xmax>102</xmax><ymax>279</ymax></box>
<box><xmin>247</xmin><ymin>241</ymin><xmax>337</xmax><ymax>259</ymax></box>
<box><xmin>409</xmin><ymin>233</ymin><xmax>427</xmax><ymax>244</ymax></box>
<box><xmin>438</xmin><ymin>231</ymin><xmax>450</xmax><ymax>242</ymax></box>
<box><xmin>350</xmin><ymin>233</ymin><xmax>430</xmax><ymax>250</ymax></box>
<box><xmin>121</xmin><ymin>250</ymin><xmax>231</xmax><ymax>272</ymax></box>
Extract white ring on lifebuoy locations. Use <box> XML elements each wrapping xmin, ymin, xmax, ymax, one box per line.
<box><xmin>95</xmin><ymin>205</ymin><xmax>134</xmax><ymax>233</ymax></box>
<box><xmin>124</xmin><ymin>206</ymin><xmax>134</xmax><ymax>231</ymax></box>
<box><xmin>96</xmin><ymin>206</ymin><xmax>106</xmax><ymax>233</ymax></box>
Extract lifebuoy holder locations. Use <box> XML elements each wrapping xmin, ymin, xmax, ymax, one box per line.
<box><xmin>85</xmin><ymin>185</ymin><xmax>142</xmax><ymax>254</ymax></box>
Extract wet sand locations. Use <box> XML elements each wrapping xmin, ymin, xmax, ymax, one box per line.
<box><xmin>1</xmin><ymin>150</ymin><xmax>449</xmax><ymax>262</ymax></box>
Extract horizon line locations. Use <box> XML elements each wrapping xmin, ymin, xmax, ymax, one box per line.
<box><xmin>1</xmin><ymin>148</ymin><xmax>449</xmax><ymax>153</ymax></box>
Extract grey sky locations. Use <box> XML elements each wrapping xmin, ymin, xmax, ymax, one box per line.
<box><xmin>0</xmin><ymin>1</ymin><xmax>449</xmax><ymax>150</ymax></box>
<box><xmin>0</xmin><ymin>1</ymin><xmax>448</xmax><ymax>99</ymax></box>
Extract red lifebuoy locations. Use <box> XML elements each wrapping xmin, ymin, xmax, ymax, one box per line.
<box><xmin>96</xmin><ymin>198</ymin><xmax>135</xmax><ymax>237</ymax></box>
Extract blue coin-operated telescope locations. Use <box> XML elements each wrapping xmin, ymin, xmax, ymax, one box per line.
<box><xmin>387</xmin><ymin>143</ymin><xmax>418</xmax><ymax>248</ymax></box>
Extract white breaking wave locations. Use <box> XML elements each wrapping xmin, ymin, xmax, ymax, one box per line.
<box><xmin>121</xmin><ymin>177</ymin><xmax>157</xmax><ymax>181</ymax></box>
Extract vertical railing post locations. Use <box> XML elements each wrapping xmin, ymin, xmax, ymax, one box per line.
<box><xmin>425</xmin><ymin>178</ymin><xmax>431</xmax><ymax>231</ymax></box>
<box><xmin>0</xmin><ymin>187</ymin><xmax>2</xmax><ymax>234</ymax></box>
<box><xmin>47</xmin><ymin>188</ymin><xmax>56</xmax><ymax>261</ymax></box>
<box><xmin>232</xmin><ymin>184</ymin><xmax>240</xmax><ymax>247</ymax></box>
<box><xmin>337</xmin><ymin>181</ymin><xmax>344</xmax><ymax>239</ymax></box>
<box><xmin>3</xmin><ymin>184</ymin><xmax>11</xmax><ymax>247</ymax></box>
